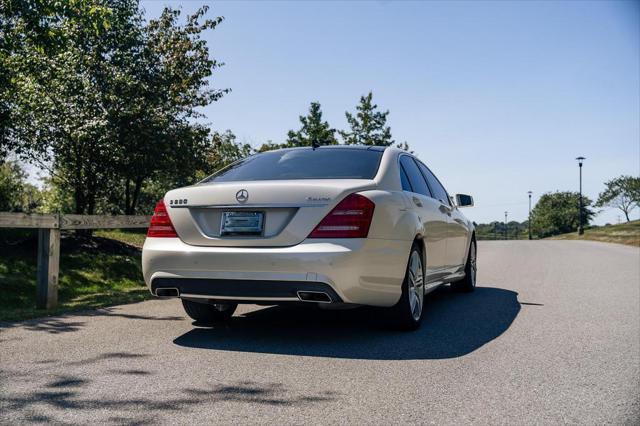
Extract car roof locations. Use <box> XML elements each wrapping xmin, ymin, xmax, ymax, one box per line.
<box><xmin>276</xmin><ymin>145</ymin><xmax>388</xmax><ymax>152</ymax></box>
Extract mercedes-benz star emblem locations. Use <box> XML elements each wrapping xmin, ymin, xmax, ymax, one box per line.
<box><xmin>236</xmin><ymin>189</ymin><xmax>249</xmax><ymax>203</ymax></box>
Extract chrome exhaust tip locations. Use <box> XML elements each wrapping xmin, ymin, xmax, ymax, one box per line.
<box><xmin>297</xmin><ymin>291</ymin><xmax>332</xmax><ymax>303</ymax></box>
<box><xmin>155</xmin><ymin>287</ymin><xmax>180</xmax><ymax>298</ymax></box>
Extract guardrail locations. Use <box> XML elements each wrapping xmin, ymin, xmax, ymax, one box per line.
<box><xmin>0</xmin><ymin>213</ymin><xmax>151</xmax><ymax>309</ymax></box>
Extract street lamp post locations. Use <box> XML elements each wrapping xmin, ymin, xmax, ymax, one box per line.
<box><xmin>504</xmin><ymin>211</ymin><xmax>508</xmax><ymax>240</ymax></box>
<box><xmin>528</xmin><ymin>191</ymin><xmax>532</xmax><ymax>240</ymax></box>
<box><xmin>576</xmin><ymin>157</ymin><xmax>586</xmax><ymax>235</ymax></box>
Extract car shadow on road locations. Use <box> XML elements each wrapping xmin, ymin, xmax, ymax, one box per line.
<box><xmin>173</xmin><ymin>286</ymin><xmax>520</xmax><ymax>360</ymax></box>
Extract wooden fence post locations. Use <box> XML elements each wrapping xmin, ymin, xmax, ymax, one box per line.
<box><xmin>36</xmin><ymin>228</ymin><xmax>60</xmax><ymax>309</ymax></box>
<box><xmin>1</xmin><ymin>212</ymin><xmax>150</xmax><ymax>310</ymax></box>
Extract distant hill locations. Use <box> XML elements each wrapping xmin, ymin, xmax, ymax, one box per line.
<box><xmin>547</xmin><ymin>220</ymin><xmax>640</xmax><ymax>247</ymax></box>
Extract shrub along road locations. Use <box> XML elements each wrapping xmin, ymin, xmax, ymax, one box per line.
<box><xmin>0</xmin><ymin>241</ymin><xmax>638</xmax><ymax>424</ymax></box>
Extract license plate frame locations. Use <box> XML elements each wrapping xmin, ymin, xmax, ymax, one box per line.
<box><xmin>220</xmin><ymin>211</ymin><xmax>264</xmax><ymax>236</ymax></box>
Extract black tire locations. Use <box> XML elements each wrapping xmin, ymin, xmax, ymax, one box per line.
<box><xmin>452</xmin><ymin>238</ymin><xmax>477</xmax><ymax>293</ymax></box>
<box><xmin>389</xmin><ymin>243</ymin><xmax>425</xmax><ymax>331</ymax></box>
<box><xmin>181</xmin><ymin>299</ymin><xmax>237</xmax><ymax>323</ymax></box>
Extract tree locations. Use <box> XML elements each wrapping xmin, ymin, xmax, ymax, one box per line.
<box><xmin>339</xmin><ymin>91</ymin><xmax>394</xmax><ymax>146</ymax></box>
<box><xmin>0</xmin><ymin>160</ymin><xmax>27</xmax><ymax>211</ymax></box>
<box><xmin>531</xmin><ymin>191</ymin><xmax>595</xmax><ymax>238</ymax></box>
<box><xmin>206</xmin><ymin>130</ymin><xmax>253</xmax><ymax>173</ymax></box>
<box><xmin>256</xmin><ymin>140</ymin><xmax>290</xmax><ymax>153</ymax></box>
<box><xmin>112</xmin><ymin>5</ymin><xmax>228</xmax><ymax>214</ymax></box>
<box><xmin>595</xmin><ymin>175</ymin><xmax>640</xmax><ymax>222</ymax></box>
<box><xmin>286</xmin><ymin>102</ymin><xmax>338</xmax><ymax>147</ymax></box>
<box><xmin>0</xmin><ymin>0</ymin><xmax>113</xmax><ymax>155</ymax></box>
<box><xmin>0</xmin><ymin>160</ymin><xmax>42</xmax><ymax>212</ymax></box>
<box><xmin>6</xmin><ymin>1</ymin><xmax>227</xmax><ymax>215</ymax></box>
<box><xmin>396</xmin><ymin>141</ymin><xmax>413</xmax><ymax>153</ymax></box>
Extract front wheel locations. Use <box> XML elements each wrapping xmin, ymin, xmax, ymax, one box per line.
<box><xmin>452</xmin><ymin>239</ymin><xmax>477</xmax><ymax>293</ymax></box>
<box><xmin>182</xmin><ymin>299</ymin><xmax>237</xmax><ymax>323</ymax></box>
<box><xmin>389</xmin><ymin>243</ymin><xmax>425</xmax><ymax>330</ymax></box>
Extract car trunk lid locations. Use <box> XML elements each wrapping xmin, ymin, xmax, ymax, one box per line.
<box><xmin>164</xmin><ymin>179</ymin><xmax>377</xmax><ymax>247</ymax></box>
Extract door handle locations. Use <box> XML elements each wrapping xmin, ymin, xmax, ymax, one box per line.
<box><xmin>412</xmin><ymin>196</ymin><xmax>423</xmax><ymax>207</ymax></box>
<box><xmin>439</xmin><ymin>203</ymin><xmax>452</xmax><ymax>215</ymax></box>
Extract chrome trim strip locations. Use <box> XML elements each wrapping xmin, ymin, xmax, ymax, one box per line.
<box><xmin>171</xmin><ymin>203</ymin><xmax>327</xmax><ymax>209</ymax></box>
<box><xmin>180</xmin><ymin>293</ymin><xmax>300</xmax><ymax>302</ymax></box>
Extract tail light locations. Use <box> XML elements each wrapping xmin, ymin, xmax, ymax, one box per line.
<box><xmin>147</xmin><ymin>199</ymin><xmax>178</xmax><ymax>238</ymax></box>
<box><xmin>308</xmin><ymin>193</ymin><xmax>375</xmax><ymax>238</ymax></box>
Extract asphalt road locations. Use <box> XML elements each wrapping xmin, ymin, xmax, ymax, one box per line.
<box><xmin>1</xmin><ymin>241</ymin><xmax>638</xmax><ymax>425</ymax></box>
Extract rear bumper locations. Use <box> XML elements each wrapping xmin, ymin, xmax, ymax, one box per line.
<box><xmin>151</xmin><ymin>278</ymin><xmax>343</xmax><ymax>303</ymax></box>
<box><xmin>142</xmin><ymin>237</ymin><xmax>410</xmax><ymax>307</ymax></box>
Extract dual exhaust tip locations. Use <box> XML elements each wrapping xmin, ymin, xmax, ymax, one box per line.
<box><xmin>154</xmin><ymin>287</ymin><xmax>333</xmax><ymax>303</ymax></box>
<box><xmin>296</xmin><ymin>291</ymin><xmax>332</xmax><ymax>303</ymax></box>
<box><xmin>155</xmin><ymin>287</ymin><xmax>179</xmax><ymax>297</ymax></box>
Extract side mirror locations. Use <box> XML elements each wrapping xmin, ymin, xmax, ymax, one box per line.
<box><xmin>455</xmin><ymin>194</ymin><xmax>474</xmax><ymax>208</ymax></box>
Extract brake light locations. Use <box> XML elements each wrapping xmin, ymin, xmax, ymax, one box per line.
<box><xmin>147</xmin><ymin>199</ymin><xmax>178</xmax><ymax>238</ymax></box>
<box><xmin>308</xmin><ymin>193</ymin><xmax>375</xmax><ymax>238</ymax></box>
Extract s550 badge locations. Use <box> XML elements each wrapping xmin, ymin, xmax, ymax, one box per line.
<box><xmin>169</xmin><ymin>199</ymin><xmax>187</xmax><ymax>206</ymax></box>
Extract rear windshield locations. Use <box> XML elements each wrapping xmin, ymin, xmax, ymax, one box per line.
<box><xmin>202</xmin><ymin>148</ymin><xmax>384</xmax><ymax>182</ymax></box>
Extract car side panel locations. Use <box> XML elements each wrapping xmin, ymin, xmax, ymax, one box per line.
<box><xmin>447</xmin><ymin>208</ymin><xmax>472</xmax><ymax>273</ymax></box>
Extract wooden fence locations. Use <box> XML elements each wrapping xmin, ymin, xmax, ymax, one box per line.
<box><xmin>0</xmin><ymin>213</ymin><xmax>151</xmax><ymax>309</ymax></box>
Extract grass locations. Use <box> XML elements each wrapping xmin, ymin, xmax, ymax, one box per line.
<box><xmin>547</xmin><ymin>220</ymin><xmax>640</xmax><ymax>247</ymax></box>
<box><xmin>95</xmin><ymin>228</ymin><xmax>147</xmax><ymax>248</ymax></box>
<box><xmin>0</xmin><ymin>228</ymin><xmax>151</xmax><ymax>322</ymax></box>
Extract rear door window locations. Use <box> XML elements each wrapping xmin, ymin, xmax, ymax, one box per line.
<box><xmin>399</xmin><ymin>156</ymin><xmax>432</xmax><ymax>197</ymax></box>
<box><xmin>399</xmin><ymin>163</ymin><xmax>413</xmax><ymax>192</ymax></box>
<box><xmin>417</xmin><ymin>161</ymin><xmax>450</xmax><ymax>205</ymax></box>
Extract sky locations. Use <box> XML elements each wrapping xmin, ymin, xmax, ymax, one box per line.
<box><xmin>136</xmin><ymin>0</ymin><xmax>640</xmax><ymax>225</ymax></box>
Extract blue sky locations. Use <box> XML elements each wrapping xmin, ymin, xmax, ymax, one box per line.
<box><xmin>139</xmin><ymin>0</ymin><xmax>639</xmax><ymax>225</ymax></box>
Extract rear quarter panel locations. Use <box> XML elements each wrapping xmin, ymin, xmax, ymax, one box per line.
<box><xmin>361</xmin><ymin>190</ymin><xmax>417</xmax><ymax>241</ymax></box>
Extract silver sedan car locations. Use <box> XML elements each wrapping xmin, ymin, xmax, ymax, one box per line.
<box><xmin>142</xmin><ymin>146</ymin><xmax>476</xmax><ymax>329</ymax></box>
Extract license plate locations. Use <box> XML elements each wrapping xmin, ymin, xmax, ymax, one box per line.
<box><xmin>220</xmin><ymin>211</ymin><xmax>264</xmax><ymax>236</ymax></box>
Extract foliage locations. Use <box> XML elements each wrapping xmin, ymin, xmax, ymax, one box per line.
<box><xmin>36</xmin><ymin>175</ymin><xmax>74</xmax><ymax>213</ymax></box>
<box><xmin>286</xmin><ymin>102</ymin><xmax>338</xmax><ymax>147</ymax></box>
<box><xmin>531</xmin><ymin>191</ymin><xmax>595</xmax><ymax>238</ymax></box>
<box><xmin>475</xmin><ymin>220</ymin><xmax>529</xmax><ymax>240</ymax></box>
<box><xmin>0</xmin><ymin>160</ymin><xmax>43</xmax><ymax>212</ymax></box>
<box><xmin>4</xmin><ymin>1</ymin><xmax>227</xmax><ymax>215</ymax></box>
<box><xmin>205</xmin><ymin>130</ymin><xmax>254</xmax><ymax>175</ymax></box>
<box><xmin>595</xmin><ymin>175</ymin><xmax>640</xmax><ymax>222</ymax></box>
<box><xmin>395</xmin><ymin>141</ymin><xmax>413</xmax><ymax>153</ymax></box>
<box><xmin>0</xmin><ymin>0</ymin><xmax>114</xmax><ymax>155</ymax></box>
<box><xmin>256</xmin><ymin>141</ymin><xmax>290</xmax><ymax>153</ymax></box>
<box><xmin>112</xmin><ymin>5</ymin><xmax>228</xmax><ymax>214</ymax></box>
<box><xmin>0</xmin><ymin>160</ymin><xmax>26</xmax><ymax>211</ymax></box>
<box><xmin>339</xmin><ymin>91</ymin><xmax>394</xmax><ymax>146</ymax></box>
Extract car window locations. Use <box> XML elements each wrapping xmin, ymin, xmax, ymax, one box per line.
<box><xmin>202</xmin><ymin>148</ymin><xmax>383</xmax><ymax>182</ymax></box>
<box><xmin>399</xmin><ymin>163</ymin><xmax>413</xmax><ymax>192</ymax></box>
<box><xmin>399</xmin><ymin>156</ymin><xmax>432</xmax><ymax>197</ymax></box>
<box><xmin>417</xmin><ymin>161</ymin><xmax>450</xmax><ymax>205</ymax></box>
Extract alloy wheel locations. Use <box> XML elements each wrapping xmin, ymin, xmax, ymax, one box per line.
<box><xmin>407</xmin><ymin>250</ymin><xmax>425</xmax><ymax>321</ymax></box>
<box><xmin>469</xmin><ymin>242</ymin><xmax>477</xmax><ymax>287</ymax></box>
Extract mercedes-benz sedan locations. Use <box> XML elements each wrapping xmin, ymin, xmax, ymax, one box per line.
<box><xmin>142</xmin><ymin>146</ymin><xmax>476</xmax><ymax>329</ymax></box>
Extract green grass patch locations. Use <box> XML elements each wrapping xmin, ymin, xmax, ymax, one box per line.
<box><xmin>547</xmin><ymin>220</ymin><xmax>640</xmax><ymax>247</ymax></box>
<box><xmin>0</xmin><ymin>229</ymin><xmax>151</xmax><ymax>322</ymax></box>
<box><xmin>94</xmin><ymin>228</ymin><xmax>147</xmax><ymax>248</ymax></box>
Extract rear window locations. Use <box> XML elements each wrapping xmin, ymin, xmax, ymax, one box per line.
<box><xmin>202</xmin><ymin>148</ymin><xmax>384</xmax><ymax>182</ymax></box>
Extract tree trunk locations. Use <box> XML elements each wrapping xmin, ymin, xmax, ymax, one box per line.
<box><xmin>125</xmin><ymin>178</ymin><xmax>131</xmax><ymax>215</ymax></box>
<box><xmin>128</xmin><ymin>176</ymin><xmax>144</xmax><ymax>215</ymax></box>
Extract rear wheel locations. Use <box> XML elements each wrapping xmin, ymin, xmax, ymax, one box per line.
<box><xmin>390</xmin><ymin>243</ymin><xmax>425</xmax><ymax>330</ymax></box>
<box><xmin>452</xmin><ymin>238</ymin><xmax>477</xmax><ymax>293</ymax></box>
<box><xmin>181</xmin><ymin>299</ymin><xmax>237</xmax><ymax>323</ymax></box>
